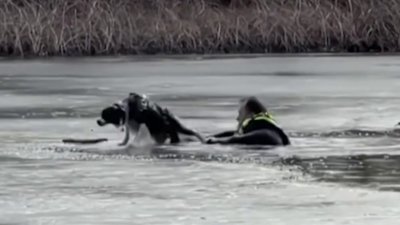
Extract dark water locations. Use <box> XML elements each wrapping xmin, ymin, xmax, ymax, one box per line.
<box><xmin>1</xmin><ymin>55</ymin><xmax>400</xmax><ymax>224</ymax></box>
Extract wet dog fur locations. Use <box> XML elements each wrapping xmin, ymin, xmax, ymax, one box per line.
<box><xmin>97</xmin><ymin>93</ymin><xmax>205</xmax><ymax>146</ymax></box>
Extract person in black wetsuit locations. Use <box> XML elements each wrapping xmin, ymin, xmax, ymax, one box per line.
<box><xmin>205</xmin><ymin>96</ymin><xmax>290</xmax><ymax>146</ymax></box>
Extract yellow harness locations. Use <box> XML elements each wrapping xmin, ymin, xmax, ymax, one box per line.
<box><xmin>237</xmin><ymin>112</ymin><xmax>277</xmax><ymax>134</ymax></box>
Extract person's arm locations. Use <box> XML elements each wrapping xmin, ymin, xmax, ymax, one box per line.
<box><xmin>206</xmin><ymin>130</ymin><xmax>282</xmax><ymax>145</ymax></box>
<box><xmin>209</xmin><ymin>130</ymin><xmax>236</xmax><ymax>138</ymax></box>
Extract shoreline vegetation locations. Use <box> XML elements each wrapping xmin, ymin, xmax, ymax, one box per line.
<box><xmin>1</xmin><ymin>0</ymin><xmax>399</xmax><ymax>57</ymax></box>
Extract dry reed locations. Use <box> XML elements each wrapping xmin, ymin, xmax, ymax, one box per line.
<box><xmin>0</xmin><ymin>0</ymin><xmax>399</xmax><ymax>56</ymax></box>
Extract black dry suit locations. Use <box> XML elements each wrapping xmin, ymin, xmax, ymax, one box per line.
<box><xmin>237</xmin><ymin>112</ymin><xmax>290</xmax><ymax>145</ymax></box>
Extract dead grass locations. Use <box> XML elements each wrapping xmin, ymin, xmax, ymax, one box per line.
<box><xmin>1</xmin><ymin>0</ymin><xmax>399</xmax><ymax>56</ymax></box>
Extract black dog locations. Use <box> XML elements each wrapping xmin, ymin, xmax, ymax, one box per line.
<box><xmin>97</xmin><ymin>93</ymin><xmax>205</xmax><ymax>146</ymax></box>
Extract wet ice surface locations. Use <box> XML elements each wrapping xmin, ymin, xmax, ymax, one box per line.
<box><xmin>1</xmin><ymin>55</ymin><xmax>400</xmax><ymax>224</ymax></box>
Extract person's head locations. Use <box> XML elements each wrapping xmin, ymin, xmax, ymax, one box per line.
<box><xmin>236</xmin><ymin>96</ymin><xmax>267</xmax><ymax>122</ymax></box>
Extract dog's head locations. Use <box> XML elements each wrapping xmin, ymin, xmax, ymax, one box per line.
<box><xmin>97</xmin><ymin>93</ymin><xmax>150</xmax><ymax>127</ymax></box>
<box><xmin>97</xmin><ymin>104</ymin><xmax>125</xmax><ymax>127</ymax></box>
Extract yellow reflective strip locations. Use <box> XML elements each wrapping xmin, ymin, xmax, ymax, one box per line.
<box><xmin>240</xmin><ymin>113</ymin><xmax>278</xmax><ymax>131</ymax></box>
<box><xmin>242</xmin><ymin>113</ymin><xmax>277</xmax><ymax>127</ymax></box>
<box><xmin>253</xmin><ymin>116</ymin><xmax>277</xmax><ymax>126</ymax></box>
<box><xmin>241</xmin><ymin>118</ymin><xmax>251</xmax><ymax>128</ymax></box>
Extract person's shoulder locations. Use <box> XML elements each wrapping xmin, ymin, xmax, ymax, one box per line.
<box><xmin>242</xmin><ymin>118</ymin><xmax>258</xmax><ymax>131</ymax></box>
<box><xmin>246</xmin><ymin>118</ymin><xmax>273</xmax><ymax>129</ymax></box>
